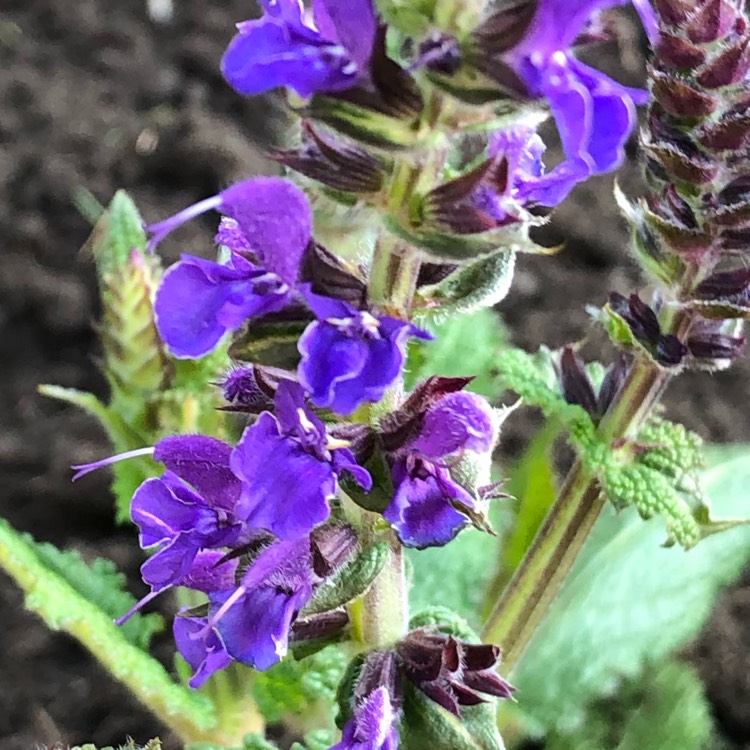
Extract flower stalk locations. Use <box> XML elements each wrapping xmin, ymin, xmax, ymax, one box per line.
<box><xmin>482</xmin><ymin>354</ymin><xmax>671</xmax><ymax>670</ymax></box>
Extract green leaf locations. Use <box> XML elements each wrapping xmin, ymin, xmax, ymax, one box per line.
<box><xmin>544</xmin><ymin>661</ymin><xmax>713</xmax><ymax>750</ymax></box>
<box><xmin>30</xmin><ymin>539</ymin><xmax>163</xmax><ymax>650</ymax></box>
<box><xmin>509</xmin><ymin>447</ymin><xmax>750</xmax><ymax>735</ymax></box>
<box><xmin>416</xmin><ymin>250</ymin><xmax>516</xmax><ymax>318</ymax></box>
<box><xmin>253</xmin><ymin>646</ymin><xmax>349</xmax><ymax>725</ymax></box>
<box><xmin>0</xmin><ymin>518</ymin><xmax>217</xmax><ymax>739</ymax></box>
<box><xmin>408</xmin><ymin>526</ymin><xmax>501</xmax><ymax>631</ymax></box>
<box><xmin>303</xmin><ymin>541</ymin><xmax>389</xmax><ymax>615</ymax></box>
<box><xmin>406</xmin><ymin>308</ymin><xmax>508</xmax><ymax>396</ymax></box>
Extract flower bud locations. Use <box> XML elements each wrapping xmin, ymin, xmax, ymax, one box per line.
<box><xmin>272</xmin><ymin>122</ymin><xmax>388</xmax><ymax>195</ymax></box>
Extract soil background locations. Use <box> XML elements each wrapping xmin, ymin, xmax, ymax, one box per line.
<box><xmin>1</xmin><ymin>2</ymin><xmax>748</xmax><ymax>749</ymax></box>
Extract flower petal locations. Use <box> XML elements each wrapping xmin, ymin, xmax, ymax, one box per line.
<box><xmin>173</xmin><ymin>617</ymin><xmax>232</xmax><ymax>689</ymax></box>
<box><xmin>298</xmin><ymin>320</ymin><xmax>370</xmax><ymax>414</ymax></box>
<box><xmin>131</xmin><ymin>477</ymin><xmax>205</xmax><ymax>546</ymax></box>
<box><xmin>211</xmin><ymin>585</ymin><xmax>311</xmax><ymax>670</ymax></box>
<box><xmin>567</xmin><ymin>58</ymin><xmax>638</xmax><ymax>172</ymax></box>
<box><xmin>384</xmin><ymin>462</ymin><xmax>476</xmax><ymax>549</ymax></box>
<box><xmin>312</xmin><ymin>0</ymin><xmax>377</xmax><ymax>70</ymax></box>
<box><xmin>154</xmin><ymin>435</ymin><xmax>240</xmax><ymax>512</ymax></box>
<box><xmin>231</xmin><ymin>413</ymin><xmax>335</xmax><ymax>539</ymax></box>
<box><xmin>219</xmin><ymin>178</ymin><xmax>313</xmax><ymax>287</ymax></box>
<box><xmin>221</xmin><ymin>17</ymin><xmax>357</xmax><ymax>98</ymax></box>
<box><xmin>141</xmin><ymin>533</ymin><xmax>200</xmax><ymax>590</ymax></box>
<box><xmin>154</xmin><ymin>254</ymin><xmax>288</xmax><ymax>358</ymax></box>
<box><xmin>411</xmin><ymin>392</ymin><xmax>495</xmax><ymax>459</ymax></box>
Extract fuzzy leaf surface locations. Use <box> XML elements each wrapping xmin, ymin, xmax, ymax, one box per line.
<box><xmin>509</xmin><ymin>447</ymin><xmax>750</xmax><ymax>735</ymax></box>
<box><xmin>543</xmin><ymin>661</ymin><xmax>713</xmax><ymax>750</ymax></box>
<box><xmin>407</xmin><ymin>308</ymin><xmax>507</xmax><ymax>396</ymax></box>
<box><xmin>0</xmin><ymin>519</ymin><xmax>216</xmax><ymax>736</ymax></box>
<box><xmin>30</xmin><ymin>539</ymin><xmax>163</xmax><ymax>650</ymax></box>
<box><xmin>252</xmin><ymin>646</ymin><xmax>348</xmax><ymax>724</ymax></box>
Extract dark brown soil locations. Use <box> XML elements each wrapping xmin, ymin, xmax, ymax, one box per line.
<box><xmin>1</xmin><ymin>2</ymin><xmax>748</xmax><ymax>749</ymax></box>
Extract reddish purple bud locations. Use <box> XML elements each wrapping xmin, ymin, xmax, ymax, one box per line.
<box><xmin>472</xmin><ymin>1</ymin><xmax>539</xmax><ymax>55</ymax></box>
<box><xmin>300</xmin><ymin>243</ymin><xmax>368</xmax><ymax>309</ymax></box>
<box><xmin>272</xmin><ymin>122</ymin><xmax>387</xmax><ymax>194</ymax></box>
<box><xmin>291</xmin><ymin>610</ymin><xmax>350</xmax><ymax>643</ymax></box>
<box><xmin>397</xmin><ymin>629</ymin><xmax>514</xmax><ymax>717</ymax></box>
<box><xmin>653</xmin><ymin>0</ymin><xmax>695</xmax><ymax>27</ymax></box>
<box><xmin>697</xmin><ymin>37</ymin><xmax>750</xmax><ymax>88</ymax></box>
<box><xmin>699</xmin><ymin>112</ymin><xmax>750</xmax><ymax>151</ymax></box>
<box><xmin>685</xmin><ymin>0</ymin><xmax>739</xmax><ymax>44</ymax></box>
<box><xmin>687</xmin><ymin>332</ymin><xmax>746</xmax><ymax>360</ymax></box>
<box><xmin>656</xmin><ymin>34</ymin><xmax>707</xmax><ymax>69</ymax></box>
<box><xmin>655</xmin><ymin>334</ymin><xmax>689</xmax><ymax>366</ymax></box>
<box><xmin>559</xmin><ymin>347</ymin><xmax>598</xmax><ymax>418</ymax></box>
<box><xmin>709</xmin><ymin>202</ymin><xmax>750</xmax><ymax>229</ymax></box>
<box><xmin>651</xmin><ymin>70</ymin><xmax>718</xmax><ymax>118</ymax></box>
<box><xmin>696</xmin><ymin>267</ymin><xmax>750</xmax><ymax>299</ymax></box>
<box><xmin>310</xmin><ymin>523</ymin><xmax>359</xmax><ymax>578</ymax></box>
<box><xmin>645</xmin><ymin>142</ymin><xmax>719</xmax><ymax>184</ymax></box>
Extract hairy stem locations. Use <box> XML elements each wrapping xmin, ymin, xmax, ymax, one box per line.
<box><xmin>482</xmin><ymin>356</ymin><xmax>670</xmax><ymax>670</ymax></box>
<box><xmin>0</xmin><ymin>517</ymin><xmax>266</xmax><ymax>745</ymax></box>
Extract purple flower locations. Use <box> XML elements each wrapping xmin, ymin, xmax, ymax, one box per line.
<box><xmin>130</xmin><ymin>435</ymin><xmax>245</xmax><ymax>591</ymax></box>
<box><xmin>222</xmin><ymin>0</ymin><xmax>377</xmax><ymax>98</ymax></box>
<box><xmin>383</xmin><ymin>392</ymin><xmax>496</xmax><ymax>549</ymax></box>
<box><xmin>487</xmin><ymin>126</ymin><xmax>590</xmax><ymax>212</ymax></box>
<box><xmin>503</xmin><ymin>0</ymin><xmax>656</xmax><ymax>175</ymax></box>
<box><xmin>334</xmin><ymin>651</ymin><xmax>401</xmax><ymax>750</ymax></box>
<box><xmin>207</xmin><ymin>536</ymin><xmax>316</xmax><ymax>670</ymax></box>
<box><xmin>173</xmin><ymin>616</ymin><xmax>233</xmax><ymax>689</ymax></box>
<box><xmin>298</xmin><ymin>288</ymin><xmax>432</xmax><ymax>416</ymax></box>
<box><xmin>155</xmin><ymin>253</ymin><xmax>292</xmax><ymax>358</ymax></box>
<box><xmin>332</xmin><ymin>686</ymin><xmax>399</xmax><ymax>750</ymax></box>
<box><xmin>150</xmin><ymin>178</ymin><xmax>312</xmax><ymax>358</ymax></box>
<box><xmin>409</xmin><ymin>391</ymin><xmax>495</xmax><ymax>459</ymax></box>
<box><xmin>384</xmin><ymin>457</ymin><xmax>480</xmax><ymax>549</ymax></box>
<box><xmin>230</xmin><ymin>380</ymin><xmax>372</xmax><ymax>540</ymax></box>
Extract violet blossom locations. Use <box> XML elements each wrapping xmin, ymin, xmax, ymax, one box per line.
<box><xmin>151</xmin><ymin>177</ymin><xmax>312</xmax><ymax>358</ymax></box>
<box><xmin>130</xmin><ymin>435</ymin><xmax>247</xmax><ymax>593</ymax></box>
<box><xmin>488</xmin><ymin>126</ymin><xmax>591</xmax><ymax>209</ymax></box>
<box><xmin>222</xmin><ymin>0</ymin><xmax>377</xmax><ymax>98</ymax></box>
<box><xmin>173</xmin><ymin>615</ymin><xmax>233</xmax><ymax>689</ymax></box>
<box><xmin>332</xmin><ymin>686</ymin><xmax>399</xmax><ymax>750</ymax></box>
<box><xmin>500</xmin><ymin>0</ymin><xmax>657</xmax><ymax>176</ymax></box>
<box><xmin>333</xmin><ymin>651</ymin><xmax>401</xmax><ymax>750</ymax></box>
<box><xmin>205</xmin><ymin>536</ymin><xmax>316</xmax><ymax>670</ymax></box>
<box><xmin>230</xmin><ymin>380</ymin><xmax>372</xmax><ymax>540</ymax></box>
<box><xmin>384</xmin><ymin>391</ymin><xmax>496</xmax><ymax>549</ymax></box>
<box><xmin>298</xmin><ymin>287</ymin><xmax>432</xmax><ymax>416</ymax></box>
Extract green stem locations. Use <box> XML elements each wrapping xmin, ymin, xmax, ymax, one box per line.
<box><xmin>481</xmin><ymin>356</ymin><xmax>669</xmax><ymax>671</ymax></box>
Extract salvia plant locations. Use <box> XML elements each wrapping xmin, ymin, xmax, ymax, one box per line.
<box><xmin>7</xmin><ymin>0</ymin><xmax>750</xmax><ymax>748</ymax></box>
